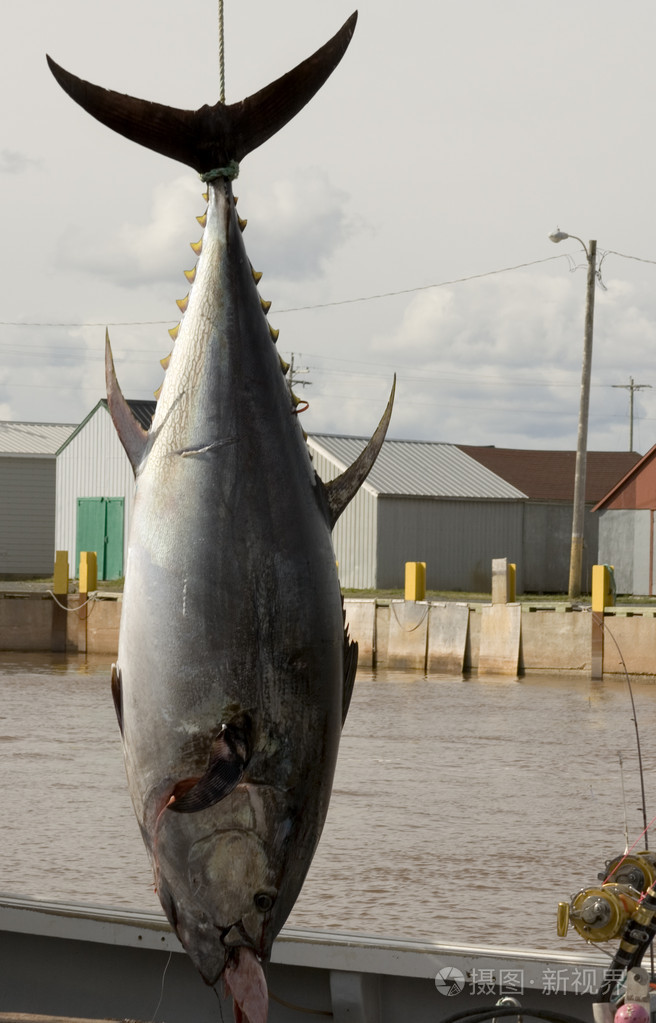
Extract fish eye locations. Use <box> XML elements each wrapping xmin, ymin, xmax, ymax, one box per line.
<box><xmin>254</xmin><ymin>891</ymin><xmax>275</xmax><ymax>913</ymax></box>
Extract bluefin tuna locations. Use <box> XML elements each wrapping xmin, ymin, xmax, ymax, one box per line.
<box><xmin>48</xmin><ymin>13</ymin><xmax>393</xmax><ymax>1022</ymax></box>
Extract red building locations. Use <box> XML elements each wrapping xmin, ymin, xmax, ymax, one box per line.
<box><xmin>593</xmin><ymin>444</ymin><xmax>656</xmax><ymax>595</ymax></box>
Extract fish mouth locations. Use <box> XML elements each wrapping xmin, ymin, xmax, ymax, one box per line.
<box><xmin>220</xmin><ymin>920</ymin><xmax>259</xmax><ymax>951</ymax></box>
<box><xmin>185</xmin><ymin>922</ymin><xmax>265</xmax><ymax>988</ymax></box>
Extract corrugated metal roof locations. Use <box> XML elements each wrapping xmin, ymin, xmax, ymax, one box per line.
<box><xmin>0</xmin><ymin>421</ymin><xmax>75</xmax><ymax>456</ymax></box>
<box><xmin>309</xmin><ymin>435</ymin><xmax>527</xmax><ymax>500</ymax></box>
<box><xmin>56</xmin><ymin>399</ymin><xmax>157</xmax><ymax>454</ymax></box>
<box><xmin>122</xmin><ymin>399</ymin><xmax>157</xmax><ymax>430</ymax></box>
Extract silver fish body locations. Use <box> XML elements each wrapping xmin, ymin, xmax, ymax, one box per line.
<box><xmin>118</xmin><ymin>180</ymin><xmax>345</xmax><ymax>981</ymax></box>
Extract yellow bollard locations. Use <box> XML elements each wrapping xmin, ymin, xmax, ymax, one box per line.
<box><xmin>53</xmin><ymin>551</ymin><xmax>69</xmax><ymax>595</ymax></box>
<box><xmin>79</xmin><ymin>551</ymin><xmax>98</xmax><ymax>593</ymax></box>
<box><xmin>405</xmin><ymin>562</ymin><xmax>426</xmax><ymax>601</ymax></box>
<box><xmin>592</xmin><ymin>564</ymin><xmax>615</xmax><ymax>613</ymax></box>
<box><xmin>508</xmin><ymin>563</ymin><xmax>516</xmax><ymax>602</ymax></box>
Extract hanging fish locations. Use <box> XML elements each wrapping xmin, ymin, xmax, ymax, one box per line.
<box><xmin>48</xmin><ymin>11</ymin><xmax>394</xmax><ymax>1023</ymax></box>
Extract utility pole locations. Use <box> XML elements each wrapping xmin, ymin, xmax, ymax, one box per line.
<box><xmin>549</xmin><ymin>231</ymin><xmax>597</xmax><ymax>601</ymax></box>
<box><xmin>288</xmin><ymin>352</ymin><xmax>312</xmax><ymax>394</ymax></box>
<box><xmin>612</xmin><ymin>377</ymin><xmax>651</xmax><ymax>451</ymax></box>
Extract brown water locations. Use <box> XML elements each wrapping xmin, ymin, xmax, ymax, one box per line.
<box><xmin>1</xmin><ymin>651</ymin><xmax>654</xmax><ymax>953</ymax></box>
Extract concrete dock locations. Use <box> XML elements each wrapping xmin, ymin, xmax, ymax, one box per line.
<box><xmin>1</xmin><ymin>587</ymin><xmax>654</xmax><ymax>677</ymax></box>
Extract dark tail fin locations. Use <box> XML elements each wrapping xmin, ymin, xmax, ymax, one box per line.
<box><xmin>46</xmin><ymin>12</ymin><xmax>357</xmax><ymax>175</ymax></box>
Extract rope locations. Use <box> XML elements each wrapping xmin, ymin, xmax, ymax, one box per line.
<box><xmin>218</xmin><ymin>0</ymin><xmax>225</xmax><ymax>102</ymax></box>
<box><xmin>48</xmin><ymin>590</ymin><xmax>96</xmax><ymax>611</ymax></box>
<box><xmin>200</xmin><ymin>161</ymin><xmax>240</xmax><ymax>183</ymax></box>
<box><xmin>390</xmin><ymin>600</ymin><xmax>430</xmax><ymax>633</ymax></box>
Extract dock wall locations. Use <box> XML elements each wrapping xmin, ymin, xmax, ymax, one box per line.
<box><xmin>1</xmin><ymin>592</ymin><xmax>654</xmax><ymax>676</ymax></box>
<box><xmin>347</xmin><ymin>599</ymin><xmax>656</xmax><ymax>675</ymax></box>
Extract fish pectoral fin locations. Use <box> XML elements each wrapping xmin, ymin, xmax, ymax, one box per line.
<box><xmin>168</xmin><ymin>717</ymin><xmax>252</xmax><ymax>814</ymax></box>
<box><xmin>168</xmin><ymin>758</ymin><xmax>243</xmax><ymax>814</ymax></box>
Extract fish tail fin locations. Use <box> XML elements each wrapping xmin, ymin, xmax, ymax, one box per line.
<box><xmin>46</xmin><ymin>13</ymin><xmax>357</xmax><ymax>175</ymax></box>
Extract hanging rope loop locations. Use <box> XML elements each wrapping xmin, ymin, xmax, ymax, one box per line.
<box><xmin>200</xmin><ymin>161</ymin><xmax>240</xmax><ymax>183</ymax></box>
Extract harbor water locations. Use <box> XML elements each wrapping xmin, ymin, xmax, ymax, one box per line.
<box><xmin>1</xmin><ymin>651</ymin><xmax>654</xmax><ymax>954</ymax></box>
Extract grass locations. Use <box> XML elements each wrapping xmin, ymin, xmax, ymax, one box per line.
<box><xmin>3</xmin><ymin>578</ymin><xmax>655</xmax><ymax>606</ymax></box>
<box><xmin>343</xmin><ymin>588</ymin><xmax>656</xmax><ymax>605</ymax></box>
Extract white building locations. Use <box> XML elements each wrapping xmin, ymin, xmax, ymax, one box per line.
<box><xmin>0</xmin><ymin>421</ymin><xmax>75</xmax><ymax>576</ymax></box>
<box><xmin>55</xmin><ymin>400</ymin><xmax>155</xmax><ymax>581</ymax></box>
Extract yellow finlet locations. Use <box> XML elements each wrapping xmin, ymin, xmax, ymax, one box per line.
<box><xmin>168</xmin><ymin>323</ymin><xmax>180</xmax><ymax>341</ymax></box>
<box><xmin>269</xmin><ymin>325</ymin><xmax>280</xmax><ymax>342</ymax></box>
<box><xmin>190</xmin><ymin>239</ymin><xmax>203</xmax><ymax>256</ymax></box>
<box><xmin>238</xmin><ymin>217</ymin><xmax>247</xmax><ymax>232</ymax></box>
<box><xmin>260</xmin><ymin>298</ymin><xmax>272</xmax><ymax>314</ymax></box>
<box><xmin>251</xmin><ymin>265</ymin><xmax>263</xmax><ymax>284</ymax></box>
<box><xmin>279</xmin><ymin>356</ymin><xmax>290</xmax><ymax>374</ymax></box>
<box><xmin>184</xmin><ymin>267</ymin><xmax>197</xmax><ymax>284</ymax></box>
<box><xmin>160</xmin><ymin>354</ymin><xmax>171</xmax><ymax>370</ymax></box>
<box><xmin>202</xmin><ymin>191</ymin><xmax>209</xmax><ymax>202</ymax></box>
<box><xmin>176</xmin><ymin>295</ymin><xmax>189</xmax><ymax>314</ymax></box>
<box><xmin>154</xmin><ymin>384</ymin><xmax>162</xmax><ymax>399</ymax></box>
<box><xmin>196</xmin><ymin>213</ymin><xmax>207</xmax><ymax>228</ymax></box>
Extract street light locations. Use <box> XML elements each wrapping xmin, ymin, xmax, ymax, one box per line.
<box><xmin>549</xmin><ymin>228</ymin><xmax>598</xmax><ymax>601</ymax></box>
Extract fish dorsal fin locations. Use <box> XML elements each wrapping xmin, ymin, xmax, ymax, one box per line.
<box><xmin>105</xmin><ymin>328</ymin><xmax>149</xmax><ymax>474</ymax></box>
<box><xmin>45</xmin><ymin>12</ymin><xmax>357</xmax><ymax>174</ymax></box>
<box><xmin>323</xmin><ymin>376</ymin><xmax>395</xmax><ymax>528</ymax></box>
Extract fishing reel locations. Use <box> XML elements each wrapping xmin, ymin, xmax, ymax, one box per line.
<box><xmin>557</xmin><ymin>851</ymin><xmax>656</xmax><ymax>943</ymax></box>
<box><xmin>603</xmin><ymin>852</ymin><xmax>656</xmax><ymax>893</ymax></box>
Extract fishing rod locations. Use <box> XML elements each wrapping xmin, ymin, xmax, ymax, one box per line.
<box><xmin>556</xmin><ymin>617</ymin><xmax>655</xmax><ymax>1019</ymax></box>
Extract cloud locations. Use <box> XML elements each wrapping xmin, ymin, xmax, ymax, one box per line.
<box><xmin>55</xmin><ymin>169</ymin><xmax>354</xmax><ymax>295</ymax></box>
<box><xmin>0</xmin><ymin>150</ymin><xmax>43</xmax><ymax>174</ymax></box>
<box><xmin>241</xmin><ymin>169</ymin><xmax>355</xmax><ymax>282</ymax></box>
<box><xmin>56</xmin><ymin>176</ymin><xmax>204</xmax><ymax>291</ymax></box>
<box><xmin>298</xmin><ymin>267</ymin><xmax>656</xmax><ymax>451</ymax></box>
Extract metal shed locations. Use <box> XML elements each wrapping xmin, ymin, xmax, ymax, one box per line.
<box><xmin>308</xmin><ymin>436</ymin><xmax>527</xmax><ymax>591</ymax></box>
<box><xmin>593</xmin><ymin>443</ymin><xmax>656</xmax><ymax>595</ymax></box>
<box><xmin>0</xmin><ymin>421</ymin><xmax>75</xmax><ymax>576</ymax></box>
<box><xmin>459</xmin><ymin>446</ymin><xmax>640</xmax><ymax>593</ymax></box>
<box><xmin>55</xmin><ymin>399</ymin><xmax>155</xmax><ymax>580</ymax></box>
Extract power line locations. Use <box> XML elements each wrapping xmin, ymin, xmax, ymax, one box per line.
<box><xmin>2</xmin><ymin>246</ymin><xmax>656</xmax><ymax>328</ymax></box>
<box><xmin>0</xmin><ymin>253</ymin><xmax>577</xmax><ymax>328</ymax></box>
<box><xmin>607</xmin><ymin>250</ymin><xmax>656</xmax><ymax>267</ymax></box>
<box><xmin>274</xmin><ymin>255</ymin><xmax>567</xmax><ymax>313</ymax></box>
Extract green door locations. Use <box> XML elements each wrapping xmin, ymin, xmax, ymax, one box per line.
<box><xmin>104</xmin><ymin>498</ymin><xmax>125</xmax><ymax>581</ymax></box>
<box><xmin>76</xmin><ymin>497</ymin><xmax>124</xmax><ymax>581</ymax></box>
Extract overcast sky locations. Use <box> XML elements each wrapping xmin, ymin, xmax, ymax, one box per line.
<box><xmin>3</xmin><ymin>0</ymin><xmax>656</xmax><ymax>451</ymax></box>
